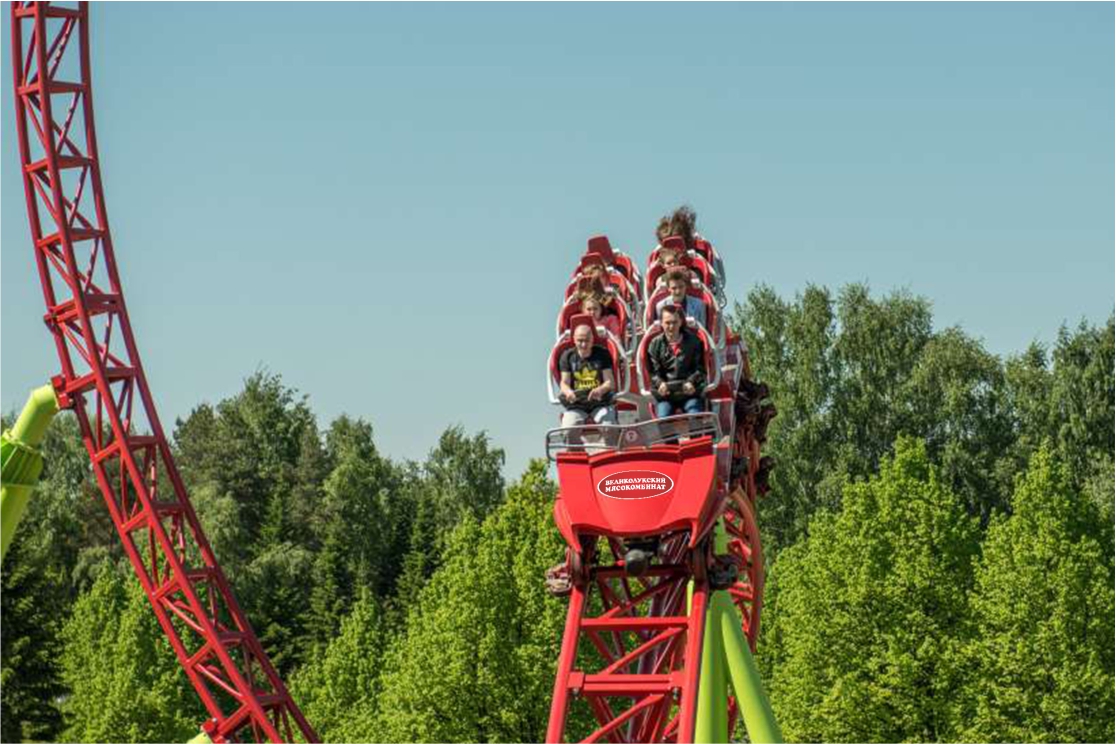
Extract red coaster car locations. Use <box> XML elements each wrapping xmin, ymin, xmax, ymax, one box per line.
<box><xmin>546</xmin><ymin>414</ymin><xmax>728</xmax><ymax>550</ymax></box>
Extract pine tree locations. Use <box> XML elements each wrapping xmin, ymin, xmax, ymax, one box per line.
<box><xmin>2</xmin><ymin>412</ymin><xmax>101</xmax><ymax>742</ymax></box>
<box><xmin>391</xmin><ymin>484</ymin><xmax>440</xmax><ymax>616</ymax></box>
<box><xmin>1</xmin><ymin>538</ymin><xmax>66</xmax><ymax>742</ymax></box>
<box><xmin>240</xmin><ymin>542</ymin><xmax>316</xmax><ymax>677</ymax></box>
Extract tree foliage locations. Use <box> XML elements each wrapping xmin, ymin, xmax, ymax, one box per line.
<box><xmin>1</xmin><ymin>537</ymin><xmax>66</xmax><ymax>743</ymax></box>
<box><xmin>3</xmin><ymin>295</ymin><xmax>1111</xmax><ymax>743</ymax></box>
<box><xmin>761</xmin><ymin>438</ymin><xmax>980</xmax><ymax>742</ymax></box>
<box><xmin>290</xmin><ymin>588</ymin><xmax>388</xmax><ymax>742</ymax></box>
<box><xmin>957</xmin><ymin>448</ymin><xmax>1114</xmax><ymax>743</ymax></box>
<box><xmin>59</xmin><ymin>567</ymin><xmax>203</xmax><ymax>743</ymax></box>
<box><xmin>1</xmin><ymin>413</ymin><xmax>104</xmax><ymax>742</ymax></box>
<box><xmin>373</xmin><ymin>461</ymin><xmax>564</xmax><ymax>743</ymax></box>
<box><xmin>422</xmin><ymin>425</ymin><xmax>507</xmax><ymax>534</ymax></box>
<box><xmin>732</xmin><ymin>285</ymin><xmax>1113</xmax><ymax>554</ymax></box>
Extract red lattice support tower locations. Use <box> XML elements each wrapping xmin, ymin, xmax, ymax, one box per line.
<box><xmin>9</xmin><ymin>3</ymin><xmax>318</xmax><ymax>741</ymax></box>
<box><xmin>547</xmin><ymin>535</ymin><xmax>710</xmax><ymax>744</ymax></box>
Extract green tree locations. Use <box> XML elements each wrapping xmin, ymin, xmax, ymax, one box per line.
<box><xmin>1</xmin><ymin>412</ymin><xmax>104</xmax><ymax>742</ymax></box>
<box><xmin>287</xmin><ymin>422</ymin><xmax>332</xmax><ymax>548</ymax></box>
<box><xmin>59</xmin><ymin>568</ymin><xmax>203</xmax><ymax>743</ymax></box>
<box><xmin>733</xmin><ymin>284</ymin><xmax>947</xmax><ymax>553</ymax></box>
<box><xmin>173</xmin><ymin>372</ymin><xmax>319</xmax><ymax>559</ymax></box>
<box><xmin>760</xmin><ymin>438</ymin><xmax>979</xmax><ymax>742</ymax></box>
<box><xmin>957</xmin><ymin>448</ymin><xmax>1114</xmax><ymax>743</ymax></box>
<box><xmin>1002</xmin><ymin>317</ymin><xmax>1115</xmax><ymax>495</ymax></box>
<box><xmin>1048</xmin><ymin>317</ymin><xmax>1115</xmax><ymax>484</ymax></box>
<box><xmin>1080</xmin><ymin>451</ymin><xmax>1114</xmax><ymax>560</ymax></box>
<box><xmin>829</xmin><ymin>285</ymin><xmax>934</xmax><ymax>473</ymax></box>
<box><xmin>322</xmin><ymin>416</ymin><xmax>406</xmax><ymax>597</ymax></box>
<box><xmin>289</xmin><ymin>589</ymin><xmax>388</xmax><ymax>742</ymax></box>
<box><xmin>305</xmin><ymin>416</ymin><xmax>407</xmax><ymax>648</ymax></box>
<box><xmin>373</xmin><ymin>461</ymin><xmax>565</xmax><ymax>742</ymax></box>
<box><xmin>173</xmin><ymin>374</ymin><xmax>339</xmax><ymax>672</ymax></box>
<box><xmin>1</xmin><ymin>538</ymin><xmax>66</xmax><ymax>742</ymax></box>
<box><xmin>388</xmin><ymin>468</ymin><xmax>440</xmax><ymax>620</ymax></box>
<box><xmin>1003</xmin><ymin>342</ymin><xmax>1053</xmax><ymax>458</ymax></box>
<box><xmin>897</xmin><ymin>327</ymin><xmax>1014</xmax><ymax>524</ymax></box>
<box><xmin>240</xmin><ymin>542</ymin><xmax>316</xmax><ymax>677</ymax></box>
<box><xmin>423</xmin><ymin>425</ymin><xmax>506</xmax><ymax>534</ymax></box>
<box><xmin>732</xmin><ymin>284</ymin><xmax>839</xmax><ymax>555</ymax></box>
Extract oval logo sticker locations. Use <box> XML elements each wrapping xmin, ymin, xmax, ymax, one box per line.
<box><xmin>596</xmin><ymin>470</ymin><xmax>675</xmax><ymax>500</ymax></box>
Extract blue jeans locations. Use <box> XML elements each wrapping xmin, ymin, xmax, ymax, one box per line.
<box><xmin>656</xmin><ymin>398</ymin><xmax>704</xmax><ymax>418</ymax></box>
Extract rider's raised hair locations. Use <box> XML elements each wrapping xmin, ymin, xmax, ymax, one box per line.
<box><xmin>656</xmin><ymin>205</ymin><xmax>698</xmax><ymax>252</ymax></box>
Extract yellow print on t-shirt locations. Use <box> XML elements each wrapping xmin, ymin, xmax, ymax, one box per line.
<box><xmin>573</xmin><ymin>366</ymin><xmax>601</xmax><ymax>391</ymax></box>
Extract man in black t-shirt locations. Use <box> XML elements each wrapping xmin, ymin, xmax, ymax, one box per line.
<box><xmin>558</xmin><ymin>323</ymin><xmax>617</xmax><ymax>427</ymax></box>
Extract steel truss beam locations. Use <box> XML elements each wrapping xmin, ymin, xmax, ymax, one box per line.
<box><xmin>547</xmin><ymin>538</ymin><xmax>709</xmax><ymax>744</ymax></box>
<box><xmin>9</xmin><ymin>3</ymin><xmax>317</xmax><ymax>741</ymax></box>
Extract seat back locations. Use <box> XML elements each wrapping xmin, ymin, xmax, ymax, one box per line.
<box><xmin>644</xmin><ymin>285</ymin><xmax>720</xmax><ymax>347</ymax></box>
<box><xmin>647</xmin><ymin>236</ymin><xmax>715</xmax><ymax>294</ymax></box>
<box><xmin>565</xmin><ymin>267</ymin><xmax>638</xmax><ymax>306</ymax></box>
<box><xmin>645</xmin><ymin>252</ymin><xmax>687</xmax><ymax>295</ymax></box>
<box><xmin>647</xmin><ymin>249</ymin><xmax>715</xmax><ymax>292</ymax></box>
<box><xmin>692</xmin><ymin>237</ymin><xmax>715</xmax><ymax>264</ymax></box>
<box><xmin>555</xmin><ymin>294</ymin><xmax>634</xmax><ymax>350</ymax></box>
<box><xmin>586</xmin><ymin>235</ymin><xmax>643</xmax><ymax>298</ymax></box>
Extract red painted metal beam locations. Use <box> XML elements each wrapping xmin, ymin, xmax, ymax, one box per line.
<box><xmin>9</xmin><ymin>4</ymin><xmax>317</xmax><ymax>741</ymax></box>
<box><xmin>548</xmin><ymin>556</ymin><xmax>709</xmax><ymax>743</ymax></box>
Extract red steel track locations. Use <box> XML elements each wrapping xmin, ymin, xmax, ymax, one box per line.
<box><xmin>9</xmin><ymin>3</ymin><xmax>317</xmax><ymax>741</ymax></box>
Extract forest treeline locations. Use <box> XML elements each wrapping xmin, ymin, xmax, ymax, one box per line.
<box><xmin>2</xmin><ymin>283</ymin><xmax>1113</xmax><ymax>743</ymax></box>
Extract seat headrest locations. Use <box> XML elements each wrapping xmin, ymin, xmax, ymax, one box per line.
<box><xmin>578</xmin><ymin>253</ymin><xmax>608</xmax><ymax>271</ymax></box>
<box><xmin>586</xmin><ymin>235</ymin><xmax>615</xmax><ymax>263</ymax></box>
<box><xmin>660</xmin><ymin>236</ymin><xmax>687</xmax><ymax>253</ymax></box>
<box><xmin>568</xmin><ymin>313</ymin><xmax>597</xmax><ymax>336</ymax></box>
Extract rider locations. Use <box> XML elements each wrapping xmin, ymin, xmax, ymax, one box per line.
<box><xmin>656</xmin><ymin>205</ymin><xmax>698</xmax><ymax>253</ymax></box>
<box><xmin>580</xmin><ymin>291</ymin><xmax>622</xmax><ymax>340</ymax></box>
<box><xmin>647</xmin><ymin>304</ymin><xmax>706</xmax><ymax>417</ymax></box>
<box><xmin>655</xmin><ymin>205</ymin><xmax>726</xmax><ymax>297</ymax></box>
<box><xmin>577</xmin><ymin>256</ymin><xmax>612</xmax><ymax>296</ymax></box>
<box><xmin>655</xmin><ymin>267</ymin><xmax>707</xmax><ymax>329</ymax></box>
<box><xmin>558</xmin><ymin>322</ymin><xmax>617</xmax><ymax>427</ymax></box>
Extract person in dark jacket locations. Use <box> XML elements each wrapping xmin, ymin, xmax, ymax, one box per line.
<box><xmin>646</xmin><ymin>304</ymin><xmax>706</xmax><ymax>418</ymax></box>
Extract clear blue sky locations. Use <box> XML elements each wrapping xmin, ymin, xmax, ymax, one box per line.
<box><xmin>2</xmin><ymin>3</ymin><xmax>1112</xmax><ymax>479</ymax></box>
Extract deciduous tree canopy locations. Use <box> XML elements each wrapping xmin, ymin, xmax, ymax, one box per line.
<box><xmin>3</xmin><ymin>289</ymin><xmax>1111</xmax><ymax>743</ymax></box>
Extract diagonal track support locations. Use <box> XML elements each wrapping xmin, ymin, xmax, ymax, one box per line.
<box><xmin>9</xmin><ymin>4</ymin><xmax>317</xmax><ymax>741</ymax></box>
